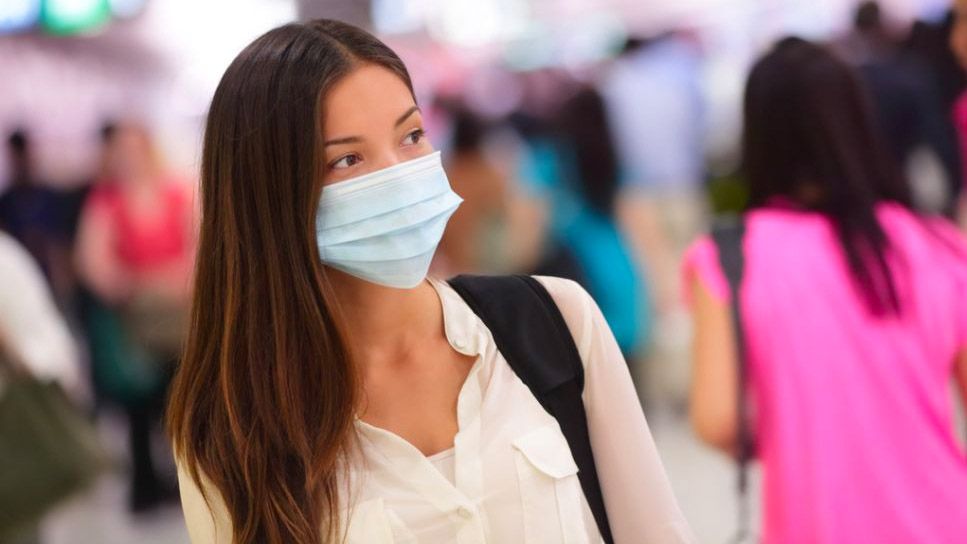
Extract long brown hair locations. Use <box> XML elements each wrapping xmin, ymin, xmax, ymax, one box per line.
<box><xmin>166</xmin><ymin>20</ymin><xmax>414</xmax><ymax>543</ymax></box>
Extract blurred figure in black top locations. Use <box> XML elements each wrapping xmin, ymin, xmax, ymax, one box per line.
<box><xmin>0</xmin><ymin>129</ymin><xmax>72</xmax><ymax>302</ymax></box>
<box><xmin>846</xmin><ymin>2</ymin><xmax>962</xmax><ymax>217</ymax></box>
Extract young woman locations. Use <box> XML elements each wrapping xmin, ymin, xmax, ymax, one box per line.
<box><xmin>167</xmin><ymin>19</ymin><xmax>691</xmax><ymax>544</ymax></box>
<box><xmin>76</xmin><ymin>121</ymin><xmax>195</xmax><ymax>512</ymax></box>
<box><xmin>686</xmin><ymin>38</ymin><xmax>967</xmax><ymax>544</ymax></box>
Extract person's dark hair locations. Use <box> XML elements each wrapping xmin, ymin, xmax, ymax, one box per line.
<box><xmin>165</xmin><ymin>19</ymin><xmax>415</xmax><ymax>544</ymax></box>
<box><xmin>7</xmin><ymin>128</ymin><xmax>31</xmax><ymax>182</ymax></box>
<box><xmin>743</xmin><ymin>37</ymin><xmax>912</xmax><ymax>315</ymax></box>
<box><xmin>7</xmin><ymin>129</ymin><xmax>27</xmax><ymax>155</ymax></box>
<box><xmin>451</xmin><ymin>106</ymin><xmax>487</xmax><ymax>153</ymax></box>
<box><xmin>854</xmin><ymin>1</ymin><xmax>883</xmax><ymax>32</ymax></box>
<box><xmin>99</xmin><ymin>122</ymin><xmax>117</xmax><ymax>144</ymax></box>
<box><xmin>555</xmin><ymin>86</ymin><xmax>621</xmax><ymax>215</ymax></box>
<box><xmin>619</xmin><ymin>32</ymin><xmax>673</xmax><ymax>56</ymax></box>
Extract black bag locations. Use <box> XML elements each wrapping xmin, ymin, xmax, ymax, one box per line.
<box><xmin>448</xmin><ymin>274</ymin><xmax>614</xmax><ymax>544</ymax></box>
<box><xmin>711</xmin><ymin>218</ymin><xmax>756</xmax><ymax>544</ymax></box>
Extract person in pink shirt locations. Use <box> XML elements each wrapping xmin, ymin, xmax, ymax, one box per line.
<box><xmin>686</xmin><ymin>38</ymin><xmax>967</xmax><ymax>544</ymax></box>
<box><xmin>75</xmin><ymin>121</ymin><xmax>196</xmax><ymax>512</ymax></box>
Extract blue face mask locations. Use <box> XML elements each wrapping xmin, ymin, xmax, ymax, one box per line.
<box><xmin>315</xmin><ymin>151</ymin><xmax>462</xmax><ymax>289</ymax></box>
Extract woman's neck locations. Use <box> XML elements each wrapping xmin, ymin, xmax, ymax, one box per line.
<box><xmin>328</xmin><ymin>270</ymin><xmax>442</xmax><ymax>362</ymax></box>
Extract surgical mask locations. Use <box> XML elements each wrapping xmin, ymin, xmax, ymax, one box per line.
<box><xmin>315</xmin><ymin>151</ymin><xmax>462</xmax><ymax>289</ymax></box>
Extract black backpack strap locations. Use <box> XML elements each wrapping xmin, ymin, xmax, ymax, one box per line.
<box><xmin>447</xmin><ymin>274</ymin><xmax>614</xmax><ymax>544</ymax></box>
<box><xmin>711</xmin><ymin>218</ymin><xmax>754</xmax><ymax>543</ymax></box>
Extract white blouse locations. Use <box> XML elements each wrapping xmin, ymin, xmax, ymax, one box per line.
<box><xmin>177</xmin><ymin>276</ymin><xmax>693</xmax><ymax>543</ymax></box>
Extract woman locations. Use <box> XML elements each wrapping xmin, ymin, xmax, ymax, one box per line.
<box><xmin>0</xmin><ymin>229</ymin><xmax>83</xmax><ymax>543</ymax></box>
<box><xmin>167</xmin><ymin>19</ymin><xmax>691</xmax><ymax>544</ymax></box>
<box><xmin>550</xmin><ymin>86</ymin><xmax>650</xmax><ymax>358</ymax></box>
<box><xmin>76</xmin><ymin>121</ymin><xmax>195</xmax><ymax>511</ymax></box>
<box><xmin>435</xmin><ymin>105</ymin><xmax>510</xmax><ymax>275</ymax></box>
<box><xmin>76</xmin><ymin>122</ymin><xmax>195</xmax><ymax>314</ymax></box>
<box><xmin>686</xmin><ymin>38</ymin><xmax>967</xmax><ymax>543</ymax></box>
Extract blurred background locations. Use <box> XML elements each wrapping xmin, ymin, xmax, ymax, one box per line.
<box><xmin>0</xmin><ymin>0</ymin><xmax>963</xmax><ymax>542</ymax></box>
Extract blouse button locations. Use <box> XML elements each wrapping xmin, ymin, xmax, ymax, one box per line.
<box><xmin>456</xmin><ymin>505</ymin><xmax>474</xmax><ymax>520</ymax></box>
<box><xmin>453</xmin><ymin>337</ymin><xmax>467</xmax><ymax>350</ymax></box>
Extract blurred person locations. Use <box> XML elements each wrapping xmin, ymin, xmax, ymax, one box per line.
<box><xmin>602</xmin><ymin>34</ymin><xmax>705</xmax><ymax>197</ymax></box>
<box><xmin>0</xmin><ymin>229</ymin><xmax>81</xmax><ymax>544</ymax></box>
<box><xmin>543</xmin><ymin>86</ymin><xmax>651</xmax><ymax>360</ymax></box>
<box><xmin>686</xmin><ymin>38</ymin><xmax>967</xmax><ymax>544</ymax></box>
<box><xmin>846</xmin><ymin>1</ymin><xmax>961</xmax><ymax>216</ymax></box>
<box><xmin>435</xmin><ymin>105</ymin><xmax>509</xmax><ymax>275</ymax></box>
<box><xmin>74</xmin><ymin>121</ymin><xmax>195</xmax><ymax>513</ymax></box>
<box><xmin>77</xmin><ymin>122</ymin><xmax>195</xmax><ymax>311</ymax></box>
<box><xmin>167</xmin><ymin>20</ymin><xmax>692</xmax><ymax>544</ymax></box>
<box><xmin>907</xmin><ymin>10</ymin><xmax>967</xmax><ymax>115</ymax></box>
<box><xmin>601</xmin><ymin>34</ymin><xmax>706</xmax><ymax>314</ymax></box>
<box><xmin>0</xmin><ymin>130</ymin><xmax>74</xmax><ymax>301</ymax></box>
<box><xmin>0</xmin><ymin>231</ymin><xmax>80</xmax><ymax>396</ymax></box>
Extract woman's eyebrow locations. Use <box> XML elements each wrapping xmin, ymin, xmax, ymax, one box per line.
<box><xmin>323</xmin><ymin>135</ymin><xmax>362</xmax><ymax>148</ymax></box>
<box><xmin>324</xmin><ymin>106</ymin><xmax>420</xmax><ymax>147</ymax></box>
<box><xmin>394</xmin><ymin>106</ymin><xmax>420</xmax><ymax>127</ymax></box>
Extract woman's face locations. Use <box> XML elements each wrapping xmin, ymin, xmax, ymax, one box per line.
<box><xmin>103</xmin><ymin>124</ymin><xmax>154</xmax><ymax>182</ymax></box>
<box><xmin>320</xmin><ymin>64</ymin><xmax>432</xmax><ymax>186</ymax></box>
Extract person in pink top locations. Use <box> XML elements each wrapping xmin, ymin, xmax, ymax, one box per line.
<box><xmin>77</xmin><ymin>122</ymin><xmax>195</xmax><ymax>307</ymax></box>
<box><xmin>75</xmin><ymin>121</ymin><xmax>196</xmax><ymax>512</ymax></box>
<box><xmin>685</xmin><ymin>38</ymin><xmax>967</xmax><ymax>544</ymax></box>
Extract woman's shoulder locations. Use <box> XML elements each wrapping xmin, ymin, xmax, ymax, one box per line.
<box><xmin>175</xmin><ymin>455</ymin><xmax>234</xmax><ymax>543</ymax></box>
<box><xmin>532</xmin><ymin>276</ymin><xmax>604</xmax><ymax>361</ymax></box>
<box><xmin>533</xmin><ymin>275</ymin><xmax>591</xmax><ymax>307</ymax></box>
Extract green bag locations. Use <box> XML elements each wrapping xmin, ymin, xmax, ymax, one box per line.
<box><xmin>86</xmin><ymin>300</ymin><xmax>167</xmax><ymax>406</ymax></box>
<box><xmin>0</xmin><ymin>369</ymin><xmax>107</xmax><ymax>538</ymax></box>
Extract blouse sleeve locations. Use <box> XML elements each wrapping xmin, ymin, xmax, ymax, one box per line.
<box><xmin>537</xmin><ymin>276</ymin><xmax>695</xmax><ymax>543</ymax></box>
<box><xmin>176</xmin><ymin>459</ymin><xmax>234</xmax><ymax>544</ymax></box>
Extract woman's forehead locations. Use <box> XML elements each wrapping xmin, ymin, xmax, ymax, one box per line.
<box><xmin>321</xmin><ymin>65</ymin><xmax>417</xmax><ymax>136</ymax></box>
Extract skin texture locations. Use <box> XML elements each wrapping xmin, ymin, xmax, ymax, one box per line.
<box><xmin>688</xmin><ymin>276</ymin><xmax>740</xmax><ymax>454</ymax></box>
<box><xmin>321</xmin><ymin>64</ymin><xmax>477</xmax><ymax>456</ymax></box>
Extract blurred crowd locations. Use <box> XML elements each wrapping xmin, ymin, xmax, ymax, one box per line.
<box><xmin>1</xmin><ymin>120</ymin><xmax>195</xmax><ymax>542</ymax></box>
<box><xmin>3</xmin><ymin>0</ymin><xmax>967</xmax><ymax>543</ymax></box>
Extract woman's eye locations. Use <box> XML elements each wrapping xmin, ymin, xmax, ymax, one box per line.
<box><xmin>330</xmin><ymin>154</ymin><xmax>361</xmax><ymax>170</ymax></box>
<box><xmin>402</xmin><ymin>129</ymin><xmax>425</xmax><ymax>146</ymax></box>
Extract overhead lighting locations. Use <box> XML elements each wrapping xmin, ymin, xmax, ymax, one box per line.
<box><xmin>0</xmin><ymin>0</ymin><xmax>41</xmax><ymax>34</ymax></box>
<box><xmin>109</xmin><ymin>0</ymin><xmax>147</xmax><ymax>19</ymax></box>
<box><xmin>41</xmin><ymin>0</ymin><xmax>111</xmax><ymax>35</ymax></box>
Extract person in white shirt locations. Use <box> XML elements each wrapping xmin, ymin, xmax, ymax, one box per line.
<box><xmin>167</xmin><ymin>19</ymin><xmax>693</xmax><ymax>544</ymax></box>
<box><xmin>0</xmin><ymin>230</ymin><xmax>79</xmax><ymax>393</ymax></box>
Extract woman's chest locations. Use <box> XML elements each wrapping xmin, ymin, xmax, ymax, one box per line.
<box><xmin>346</xmin><ymin>358</ymin><xmax>603</xmax><ymax>544</ymax></box>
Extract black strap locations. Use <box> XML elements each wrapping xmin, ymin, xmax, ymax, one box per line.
<box><xmin>711</xmin><ymin>219</ymin><xmax>754</xmax><ymax>543</ymax></box>
<box><xmin>447</xmin><ymin>274</ymin><xmax>614</xmax><ymax>544</ymax></box>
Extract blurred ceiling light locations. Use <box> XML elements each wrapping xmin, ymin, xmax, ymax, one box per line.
<box><xmin>503</xmin><ymin>23</ymin><xmax>554</xmax><ymax>71</ymax></box>
<box><xmin>0</xmin><ymin>0</ymin><xmax>40</xmax><ymax>34</ymax></box>
<box><xmin>41</xmin><ymin>0</ymin><xmax>111</xmax><ymax>35</ymax></box>
<box><xmin>373</xmin><ymin>0</ymin><xmax>426</xmax><ymax>35</ymax></box>
<box><xmin>427</xmin><ymin>0</ymin><xmax>530</xmax><ymax>48</ymax></box>
<box><xmin>559</xmin><ymin>11</ymin><xmax>626</xmax><ymax>68</ymax></box>
<box><xmin>109</xmin><ymin>0</ymin><xmax>148</xmax><ymax>19</ymax></box>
